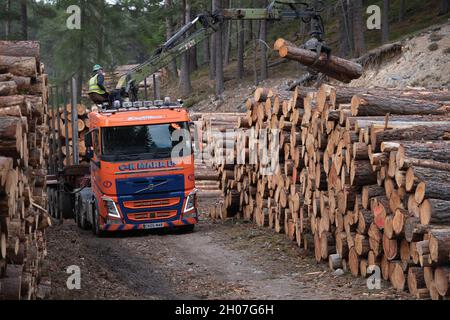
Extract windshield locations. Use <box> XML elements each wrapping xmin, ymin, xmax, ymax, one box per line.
<box><xmin>101</xmin><ymin>122</ymin><xmax>191</xmax><ymax>161</ymax></box>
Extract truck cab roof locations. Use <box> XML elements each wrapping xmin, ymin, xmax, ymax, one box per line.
<box><xmin>88</xmin><ymin>102</ymin><xmax>190</xmax><ymax>128</ymax></box>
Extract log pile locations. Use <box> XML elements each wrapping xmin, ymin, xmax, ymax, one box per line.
<box><xmin>191</xmin><ymin>112</ymin><xmax>245</xmax><ymax>220</ymax></box>
<box><xmin>0</xmin><ymin>41</ymin><xmax>51</xmax><ymax>300</ymax></box>
<box><xmin>51</xmin><ymin>103</ymin><xmax>90</xmax><ymax>165</ymax></box>
<box><xmin>208</xmin><ymin>82</ymin><xmax>450</xmax><ymax>299</ymax></box>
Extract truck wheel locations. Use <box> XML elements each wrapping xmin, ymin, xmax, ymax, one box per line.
<box><xmin>178</xmin><ymin>224</ymin><xmax>195</xmax><ymax>233</ymax></box>
<box><xmin>92</xmin><ymin>206</ymin><xmax>105</xmax><ymax>237</ymax></box>
<box><xmin>61</xmin><ymin>191</ymin><xmax>74</xmax><ymax>219</ymax></box>
<box><xmin>47</xmin><ymin>189</ymin><xmax>54</xmax><ymax>217</ymax></box>
<box><xmin>79</xmin><ymin>210</ymin><xmax>90</xmax><ymax>230</ymax></box>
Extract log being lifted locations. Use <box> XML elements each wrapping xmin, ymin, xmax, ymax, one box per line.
<box><xmin>278</xmin><ymin>44</ymin><xmax>363</xmax><ymax>83</ymax></box>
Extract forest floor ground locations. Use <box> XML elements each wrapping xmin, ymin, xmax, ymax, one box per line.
<box><xmin>46</xmin><ymin>197</ymin><xmax>411</xmax><ymax>300</ymax></box>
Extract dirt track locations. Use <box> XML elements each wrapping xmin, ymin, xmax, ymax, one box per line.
<box><xmin>46</xmin><ymin>199</ymin><xmax>411</xmax><ymax>300</ymax></box>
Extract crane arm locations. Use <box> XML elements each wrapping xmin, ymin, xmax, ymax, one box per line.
<box><xmin>114</xmin><ymin>0</ymin><xmax>327</xmax><ymax>102</ymax></box>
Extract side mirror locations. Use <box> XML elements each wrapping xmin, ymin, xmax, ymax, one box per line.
<box><xmin>85</xmin><ymin>132</ymin><xmax>92</xmax><ymax>148</ymax></box>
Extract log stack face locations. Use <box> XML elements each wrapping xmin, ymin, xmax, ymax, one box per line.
<box><xmin>203</xmin><ymin>82</ymin><xmax>450</xmax><ymax>299</ymax></box>
<box><xmin>0</xmin><ymin>41</ymin><xmax>51</xmax><ymax>300</ymax></box>
<box><xmin>190</xmin><ymin>112</ymin><xmax>245</xmax><ymax>220</ymax></box>
<box><xmin>54</xmin><ymin>103</ymin><xmax>90</xmax><ymax>165</ymax></box>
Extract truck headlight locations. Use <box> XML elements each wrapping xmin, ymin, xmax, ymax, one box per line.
<box><xmin>184</xmin><ymin>190</ymin><xmax>197</xmax><ymax>213</ymax></box>
<box><xmin>102</xmin><ymin>197</ymin><xmax>121</xmax><ymax>219</ymax></box>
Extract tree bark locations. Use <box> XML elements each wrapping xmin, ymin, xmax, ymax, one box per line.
<box><xmin>371</xmin><ymin>124</ymin><xmax>450</xmax><ymax>152</ymax></box>
<box><xmin>0</xmin><ymin>56</ymin><xmax>37</xmax><ymax>78</ymax></box>
<box><xmin>237</xmin><ymin>17</ymin><xmax>245</xmax><ymax>79</ymax></box>
<box><xmin>351</xmin><ymin>93</ymin><xmax>449</xmax><ymax>116</ymax></box>
<box><xmin>179</xmin><ymin>0</ymin><xmax>192</xmax><ymax>97</ymax></box>
<box><xmin>164</xmin><ymin>0</ymin><xmax>178</xmax><ymax>78</ymax></box>
<box><xmin>209</xmin><ymin>33</ymin><xmax>216</xmax><ymax>79</ymax></box>
<box><xmin>338</xmin><ymin>0</ymin><xmax>352</xmax><ymax>57</ymax></box>
<box><xmin>20</xmin><ymin>0</ymin><xmax>28</xmax><ymax>40</ymax></box>
<box><xmin>0</xmin><ymin>117</ymin><xmax>22</xmax><ymax>160</ymax></box>
<box><xmin>278</xmin><ymin>45</ymin><xmax>363</xmax><ymax>83</ymax></box>
<box><xmin>439</xmin><ymin>0</ymin><xmax>449</xmax><ymax>15</ymax></box>
<box><xmin>352</xmin><ymin>0</ymin><xmax>365</xmax><ymax>57</ymax></box>
<box><xmin>420</xmin><ymin>199</ymin><xmax>450</xmax><ymax>225</ymax></box>
<box><xmin>4</xmin><ymin>0</ymin><xmax>11</xmax><ymax>40</ymax></box>
<box><xmin>259</xmin><ymin>1</ymin><xmax>268</xmax><ymax>81</ymax></box>
<box><xmin>223</xmin><ymin>0</ymin><xmax>232</xmax><ymax>66</ymax></box>
<box><xmin>0</xmin><ymin>81</ymin><xmax>17</xmax><ymax>96</ymax></box>
<box><xmin>396</xmin><ymin>141</ymin><xmax>450</xmax><ymax>170</ymax></box>
<box><xmin>428</xmin><ymin>228</ymin><xmax>450</xmax><ymax>264</ymax></box>
<box><xmin>382</xmin><ymin>0</ymin><xmax>390</xmax><ymax>44</ymax></box>
<box><xmin>202</xmin><ymin>32</ymin><xmax>210</xmax><ymax>65</ymax></box>
<box><xmin>399</xmin><ymin>0</ymin><xmax>406</xmax><ymax>22</ymax></box>
<box><xmin>213</xmin><ymin>0</ymin><xmax>224</xmax><ymax>97</ymax></box>
<box><xmin>405</xmin><ymin>166</ymin><xmax>450</xmax><ymax>192</ymax></box>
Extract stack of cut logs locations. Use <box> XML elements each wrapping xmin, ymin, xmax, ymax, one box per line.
<box><xmin>0</xmin><ymin>41</ymin><xmax>52</xmax><ymax>299</ymax></box>
<box><xmin>190</xmin><ymin>112</ymin><xmax>245</xmax><ymax>220</ymax></box>
<box><xmin>53</xmin><ymin>103</ymin><xmax>90</xmax><ymax>165</ymax></box>
<box><xmin>207</xmin><ymin>80</ymin><xmax>450</xmax><ymax>299</ymax></box>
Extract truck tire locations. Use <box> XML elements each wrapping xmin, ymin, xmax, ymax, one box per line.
<box><xmin>75</xmin><ymin>205</ymin><xmax>89</xmax><ymax>230</ymax></box>
<box><xmin>47</xmin><ymin>189</ymin><xmax>54</xmax><ymax>218</ymax></box>
<box><xmin>92</xmin><ymin>204</ymin><xmax>105</xmax><ymax>237</ymax></box>
<box><xmin>60</xmin><ymin>191</ymin><xmax>74</xmax><ymax>219</ymax></box>
<box><xmin>178</xmin><ymin>224</ymin><xmax>195</xmax><ymax>233</ymax></box>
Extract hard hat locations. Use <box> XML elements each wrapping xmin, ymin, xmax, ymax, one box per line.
<box><xmin>92</xmin><ymin>64</ymin><xmax>102</xmax><ymax>72</ymax></box>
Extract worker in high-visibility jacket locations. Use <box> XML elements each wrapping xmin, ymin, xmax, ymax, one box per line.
<box><xmin>88</xmin><ymin>64</ymin><xmax>109</xmax><ymax>105</ymax></box>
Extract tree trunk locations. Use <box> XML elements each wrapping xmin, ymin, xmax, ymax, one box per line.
<box><xmin>179</xmin><ymin>0</ymin><xmax>192</xmax><ymax>97</ymax></box>
<box><xmin>439</xmin><ymin>0</ymin><xmax>449</xmax><ymax>15</ymax></box>
<box><xmin>259</xmin><ymin>10</ymin><xmax>268</xmax><ymax>81</ymax></box>
<box><xmin>0</xmin><ymin>56</ymin><xmax>37</xmax><ymax>77</ymax></box>
<box><xmin>278</xmin><ymin>45</ymin><xmax>363</xmax><ymax>83</ymax></box>
<box><xmin>428</xmin><ymin>228</ymin><xmax>450</xmax><ymax>264</ymax></box>
<box><xmin>419</xmin><ymin>199</ymin><xmax>450</xmax><ymax>225</ymax></box>
<box><xmin>338</xmin><ymin>0</ymin><xmax>351</xmax><ymax>57</ymax></box>
<box><xmin>351</xmin><ymin>93</ymin><xmax>449</xmax><ymax>116</ymax></box>
<box><xmin>223</xmin><ymin>0</ymin><xmax>232</xmax><ymax>65</ymax></box>
<box><xmin>396</xmin><ymin>141</ymin><xmax>450</xmax><ymax>170</ymax></box>
<box><xmin>352</xmin><ymin>0</ymin><xmax>365</xmax><ymax>57</ymax></box>
<box><xmin>399</xmin><ymin>0</ymin><xmax>406</xmax><ymax>22</ymax></box>
<box><xmin>209</xmin><ymin>33</ymin><xmax>216</xmax><ymax>79</ymax></box>
<box><xmin>165</xmin><ymin>0</ymin><xmax>178</xmax><ymax>78</ymax></box>
<box><xmin>4</xmin><ymin>0</ymin><xmax>11</xmax><ymax>40</ymax></box>
<box><xmin>382</xmin><ymin>0</ymin><xmax>390</xmax><ymax>44</ymax></box>
<box><xmin>213</xmin><ymin>0</ymin><xmax>224</xmax><ymax>97</ymax></box>
<box><xmin>237</xmin><ymin>17</ymin><xmax>245</xmax><ymax>79</ymax></box>
<box><xmin>203</xmin><ymin>32</ymin><xmax>210</xmax><ymax>65</ymax></box>
<box><xmin>20</xmin><ymin>0</ymin><xmax>28</xmax><ymax>40</ymax></box>
<box><xmin>189</xmin><ymin>42</ymin><xmax>198</xmax><ymax>73</ymax></box>
<box><xmin>0</xmin><ymin>81</ymin><xmax>17</xmax><ymax>96</ymax></box>
<box><xmin>405</xmin><ymin>166</ymin><xmax>450</xmax><ymax>192</ymax></box>
<box><xmin>371</xmin><ymin>124</ymin><xmax>450</xmax><ymax>152</ymax></box>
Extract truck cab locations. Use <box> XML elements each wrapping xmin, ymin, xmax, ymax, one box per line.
<box><xmin>78</xmin><ymin>101</ymin><xmax>198</xmax><ymax>236</ymax></box>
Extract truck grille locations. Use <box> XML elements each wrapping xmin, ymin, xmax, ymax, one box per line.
<box><xmin>123</xmin><ymin>198</ymin><xmax>179</xmax><ymax>209</ymax></box>
<box><xmin>127</xmin><ymin>210</ymin><xmax>178</xmax><ymax>221</ymax></box>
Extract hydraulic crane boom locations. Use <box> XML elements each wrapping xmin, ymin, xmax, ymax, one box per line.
<box><xmin>114</xmin><ymin>0</ymin><xmax>328</xmax><ymax>102</ymax></box>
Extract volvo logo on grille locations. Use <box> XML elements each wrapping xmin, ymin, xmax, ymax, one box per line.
<box><xmin>135</xmin><ymin>180</ymin><xmax>169</xmax><ymax>194</ymax></box>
